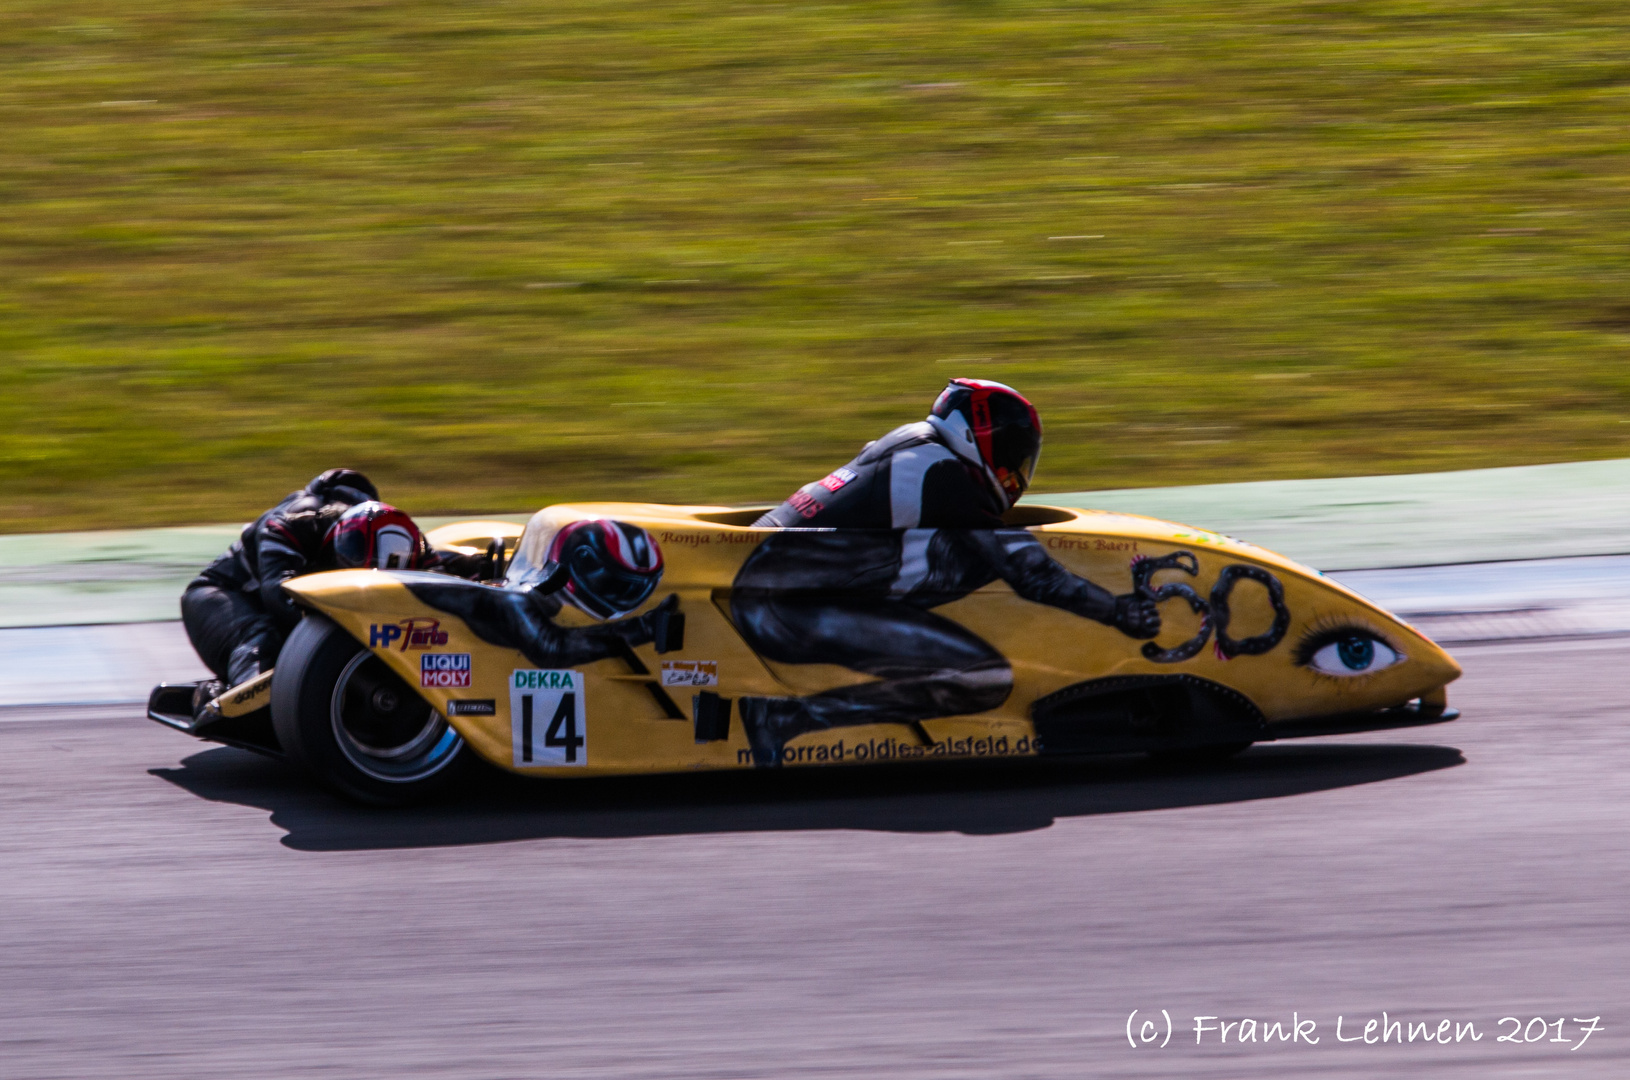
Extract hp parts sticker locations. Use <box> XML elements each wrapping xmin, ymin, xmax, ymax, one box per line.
<box><xmin>421</xmin><ymin>653</ymin><xmax>471</xmax><ymax>688</ymax></box>
<box><xmin>660</xmin><ymin>660</ymin><xmax>718</xmax><ymax>688</ymax></box>
<box><xmin>511</xmin><ymin>669</ymin><xmax>586</xmax><ymax>766</ymax></box>
<box><xmin>369</xmin><ymin>617</ymin><xmax>450</xmax><ymax>651</ymax></box>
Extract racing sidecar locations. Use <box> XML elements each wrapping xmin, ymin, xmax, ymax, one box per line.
<box><xmin>149</xmin><ymin>502</ymin><xmax>1461</xmax><ymax>804</ymax></box>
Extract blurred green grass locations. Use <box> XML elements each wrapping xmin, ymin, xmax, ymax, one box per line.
<box><xmin>4</xmin><ymin>0</ymin><xmax>1630</xmax><ymax>531</ymax></box>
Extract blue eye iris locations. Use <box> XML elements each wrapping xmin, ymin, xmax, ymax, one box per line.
<box><xmin>1300</xmin><ymin>628</ymin><xmax>1403</xmax><ymax>677</ymax></box>
<box><xmin>1336</xmin><ymin>636</ymin><xmax>1374</xmax><ymax>671</ymax></box>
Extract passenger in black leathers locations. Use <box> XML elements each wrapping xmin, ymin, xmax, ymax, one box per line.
<box><xmin>181</xmin><ymin>469</ymin><xmax>488</xmax><ymax>695</ymax></box>
<box><xmin>736</xmin><ymin>381</ymin><xmax>1161</xmax><ymax>766</ymax></box>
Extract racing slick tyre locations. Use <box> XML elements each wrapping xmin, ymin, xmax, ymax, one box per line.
<box><xmin>271</xmin><ymin>614</ymin><xmax>472</xmax><ymax>806</ymax></box>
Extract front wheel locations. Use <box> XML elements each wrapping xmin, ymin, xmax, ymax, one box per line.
<box><xmin>271</xmin><ymin>614</ymin><xmax>471</xmax><ymax>805</ymax></box>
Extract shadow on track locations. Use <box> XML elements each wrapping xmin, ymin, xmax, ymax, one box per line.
<box><xmin>150</xmin><ymin>741</ymin><xmax>1464</xmax><ymax>851</ymax></box>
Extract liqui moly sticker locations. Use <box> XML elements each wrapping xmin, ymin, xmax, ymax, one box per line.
<box><xmin>420</xmin><ymin>653</ymin><xmax>471</xmax><ymax>688</ymax></box>
<box><xmin>660</xmin><ymin>660</ymin><xmax>718</xmax><ymax>688</ymax></box>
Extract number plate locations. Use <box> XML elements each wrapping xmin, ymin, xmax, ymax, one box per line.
<box><xmin>510</xmin><ymin>669</ymin><xmax>587</xmax><ymax>767</ymax></box>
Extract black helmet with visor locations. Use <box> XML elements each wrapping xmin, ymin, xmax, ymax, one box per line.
<box><xmin>927</xmin><ymin>378</ymin><xmax>1042</xmax><ymax>508</ymax></box>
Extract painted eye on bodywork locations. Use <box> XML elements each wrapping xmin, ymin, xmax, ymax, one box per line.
<box><xmin>1295</xmin><ymin>626</ymin><xmax>1403</xmax><ymax>676</ymax></box>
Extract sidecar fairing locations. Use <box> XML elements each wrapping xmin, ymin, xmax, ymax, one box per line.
<box><xmin>247</xmin><ymin>501</ymin><xmax>1460</xmax><ymax>792</ymax></box>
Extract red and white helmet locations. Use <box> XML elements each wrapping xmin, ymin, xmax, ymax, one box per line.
<box><xmin>544</xmin><ymin>518</ymin><xmax>664</xmax><ymax>620</ymax></box>
<box><xmin>325</xmin><ymin>501</ymin><xmax>426</xmax><ymax>570</ymax></box>
<box><xmin>927</xmin><ymin>378</ymin><xmax>1042</xmax><ymax>508</ymax></box>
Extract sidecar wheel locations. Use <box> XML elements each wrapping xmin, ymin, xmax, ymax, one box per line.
<box><xmin>271</xmin><ymin>614</ymin><xmax>471</xmax><ymax>806</ymax></box>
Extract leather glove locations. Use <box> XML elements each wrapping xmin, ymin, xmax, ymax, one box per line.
<box><xmin>608</xmin><ymin>594</ymin><xmax>685</xmax><ymax>653</ymax></box>
<box><xmin>644</xmin><ymin>593</ymin><xmax>684</xmax><ymax>653</ymax></box>
<box><xmin>435</xmin><ymin>549</ymin><xmax>494</xmax><ymax>580</ymax></box>
<box><xmin>1112</xmin><ymin>593</ymin><xmax>1161</xmax><ymax>639</ymax></box>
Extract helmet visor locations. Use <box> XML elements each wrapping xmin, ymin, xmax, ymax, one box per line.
<box><xmin>373</xmin><ymin>524</ymin><xmax>417</xmax><ymax>569</ymax></box>
<box><xmin>986</xmin><ymin>399</ymin><xmax>1042</xmax><ymax>505</ymax></box>
<box><xmin>568</xmin><ymin>546</ymin><xmax>659</xmax><ymax>616</ymax></box>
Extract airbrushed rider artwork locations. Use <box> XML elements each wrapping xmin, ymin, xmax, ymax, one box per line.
<box><xmin>403</xmin><ymin>514</ymin><xmax>681</xmax><ymax>672</ymax></box>
<box><xmin>735</xmin><ymin>379</ymin><xmax>1168</xmax><ymax>767</ymax></box>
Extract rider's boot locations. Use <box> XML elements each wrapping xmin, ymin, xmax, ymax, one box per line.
<box><xmin>191</xmin><ymin>680</ymin><xmax>226</xmax><ymax>726</ymax></box>
<box><xmin>738</xmin><ymin>696</ymin><xmax>820</xmax><ymax>768</ymax></box>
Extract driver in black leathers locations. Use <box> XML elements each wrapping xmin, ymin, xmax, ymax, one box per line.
<box><xmin>735</xmin><ymin>379</ymin><xmax>1161</xmax><ymax>766</ymax></box>
<box><xmin>181</xmin><ymin>469</ymin><xmax>490</xmax><ymax>712</ymax></box>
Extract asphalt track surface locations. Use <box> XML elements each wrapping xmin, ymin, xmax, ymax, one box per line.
<box><xmin>1</xmin><ymin>639</ymin><xmax>1625</xmax><ymax>1079</ymax></box>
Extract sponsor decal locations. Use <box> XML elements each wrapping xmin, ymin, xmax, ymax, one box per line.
<box><xmin>369</xmin><ymin>617</ymin><xmax>450</xmax><ymax>651</ymax></box>
<box><xmin>510</xmin><ymin>669</ymin><xmax>586</xmax><ymax>766</ymax></box>
<box><xmin>787</xmin><ymin>490</ymin><xmax>822</xmax><ymax>519</ymax></box>
<box><xmin>229</xmin><ymin>679</ymin><xmax>271</xmax><ymax>708</ymax></box>
<box><xmin>736</xmin><ymin>734</ymin><xmax>1036</xmax><ymax>767</ymax></box>
<box><xmin>420</xmin><ymin>653</ymin><xmax>471</xmax><ymax>688</ymax></box>
<box><xmin>660</xmin><ymin>660</ymin><xmax>718</xmax><ymax>688</ymax></box>
<box><xmin>818</xmin><ymin>466</ymin><xmax>858</xmax><ymax>492</ymax></box>
<box><xmin>447</xmin><ymin>698</ymin><xmax>496</xmax><ymax>717</ymax></box>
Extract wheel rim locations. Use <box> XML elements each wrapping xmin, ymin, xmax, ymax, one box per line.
<box><xmin>330</xmin><ymin>651</ymin><xmax>463</xmax><ymax>783</ymax></box>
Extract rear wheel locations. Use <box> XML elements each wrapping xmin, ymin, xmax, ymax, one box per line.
<box><xmin>271</xmin><ymin>614</ymin><xmax>471</xmax><ymax>805</ymax></box>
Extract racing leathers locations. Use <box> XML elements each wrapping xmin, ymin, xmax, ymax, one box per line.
<box><xmin>181</xmin><ymin>470</ymin><xmax>488</xmax><ymax>690</ymax></box>
<box><xmin>737</xmin><ymin>422</ymin><xmax>1160</xmax><ymax>766</ymax></box>
<box><xmin>754</xmin><ymin>420</ymin><xmax>1009</xmax><ymax>530</ymax></box>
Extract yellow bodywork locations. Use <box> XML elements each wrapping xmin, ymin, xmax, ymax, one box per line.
<box><xmin>421</xmin><ymin>520</ymin><xmax>525</xmax><ymax>556</ymax></box>
<box><xmin>283</xmin><ymin>502</ymin><xmax>1461</xmax><ymax>778</ymax></box>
